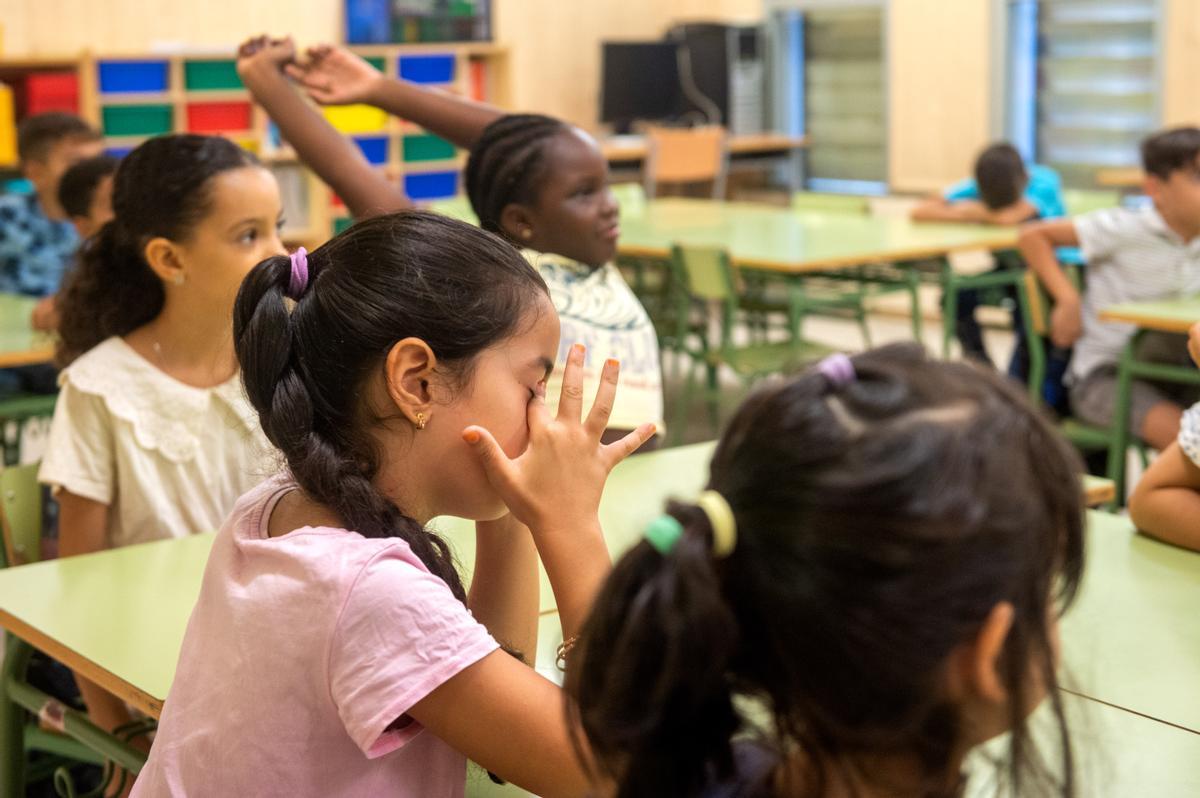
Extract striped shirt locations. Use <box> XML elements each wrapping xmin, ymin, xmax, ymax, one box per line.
<box><xmin>1070</xmin><ymin>206</ymin><xmax>1200</xmax><ymax>381</ymax></box>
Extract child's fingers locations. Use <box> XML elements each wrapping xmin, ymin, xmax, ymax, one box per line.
<box><xmin>584</xmin><ymin>358</ymin><xmax>620</xmax><ymax>439</ymax></box>
<box><xmin>283</xmin><ymin>63</ymin><xmax>306</xmax><ymax>82</ymax></box>
<box><xmin>556</xmin><ymin>343</ymin><xmax>586</xmax><ymax>423</ymax></box>
<box><xmin>601</xmin><ymin>423</ymin><xmax>657</xmax><ymax>468</ymax></box>
<box><xmin>526</xmin><ymin>391</ymin><xmax>551</xmax><ymax>437</ymax></box>
<box><xmin>463</xmin><ymin>426</ymin><xmax>520</xmax><ymax>495</ymax></box>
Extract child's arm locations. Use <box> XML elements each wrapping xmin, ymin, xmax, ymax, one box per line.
<box><xmin>1018</xmin><ymin>218</ymin><xmax>1084</xmax><ymax>347</ymax></box>
<box><xmin>1129</xmin><ymin>443</ymin><xmax>1200</xmax><ymax>552</ymax></box>
<box><xmin>912</xmin><ymin>196</ymin><xmax>1037</xmax><ymax>225</ymax></box>
<box><xmin>235</xmin><ymin>37</ymin><xmax>411</xmax><ymax>220</ymax></box>
<box><xmin>467</xmin><ymin>514</ymin><xmax>539</xmax><ymax>664</ymax></box>
<box><xmin>287</xmin><ymin>44</ymin><xmax>503</xmax><ymax>151</ymax></box>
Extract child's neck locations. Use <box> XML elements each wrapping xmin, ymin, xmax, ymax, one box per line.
<box><xmin>1156</xmin><ymin>204</ymin><xmax>1200</xmax><ymax>244</ymax></box>
<box><xmin>126</xmin><ymin>300</ymin><xmax>239</xmax><ymax>389</ymax></box>
<box><xmin>35</xmin><ymin>186</ymin><xmax>67</xmax><ymax>222</ymax></box>
<box><xmin>780</xmin><ymin>750</ymin><xmax>965</xmax><ymax>798</ymax></box>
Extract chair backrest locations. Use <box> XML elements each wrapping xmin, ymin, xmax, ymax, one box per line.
<box><xmin>0</xmin><ymin>462</ymin><xmax>42</xmax><ymax>568</ymax></box>
<box><xmin>792</xmin><ymin>192</ymin><xmax>870</xmax><ymax>215</ymax></box>
<box><xmin>1063</xmin><ymin>188</ymin><xmax>1121</xmax><ymax>216</ymax></box>
<box><xmin>644</xmin><ymin>126</ymin><xmax>728</xmax><ymax>199</ymax></box>
<box><xmin>671</xmin><ymin>244</ymin><xmax>738</xmax><ymax>304</ymax></box>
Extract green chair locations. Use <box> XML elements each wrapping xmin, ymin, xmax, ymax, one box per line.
<box><xmin>1017</xmin><ymin>270</ymin><xmax>1145</xmax><ymax>504</ymax></box>
<box><xmin>668</xmin><ymin>244</ymin><xmax>834</xmax><ymax>442</ymax></box>
<box><xmin>0</xmin><ymin>393</ymin><xmax>57</xmax><ymax>466</ymax></box>
<box><xmin>1063</xmin><ymin>188</ymin><xmax>1121</xmax><ymax>215</ymax></box>
<box><xmin>0</xmin><ymin>463</ymin><xmax>148</xmax><ymax>795</ymax></box>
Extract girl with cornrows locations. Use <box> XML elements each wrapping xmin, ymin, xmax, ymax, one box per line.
<box><xmin>236</xmin><ymin>35</ymin><xmax>664</xmax><ymax>445</ymax></box>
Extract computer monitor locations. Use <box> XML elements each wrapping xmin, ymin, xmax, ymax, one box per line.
<box><xmin>599</xmin><ymin>42</ymin><xmax>685</xmax><ymax>133</ymax></box>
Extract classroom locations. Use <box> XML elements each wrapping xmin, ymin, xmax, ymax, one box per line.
<box><xmin>0</xmin><ymin>0</ymin><xmax>1197</xmax><ymax>795</ymax></box>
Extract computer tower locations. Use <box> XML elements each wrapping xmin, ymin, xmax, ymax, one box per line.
<box><xmin>666</xmin><ymin>23</ymin><xmax>767</xmax><ymax>135</ymax></box>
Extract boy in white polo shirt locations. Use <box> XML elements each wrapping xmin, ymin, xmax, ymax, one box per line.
<box><xmin>1019</xmin><ymin>127</ymin><xmax>1200</xmax><ymax>449</ymax></box>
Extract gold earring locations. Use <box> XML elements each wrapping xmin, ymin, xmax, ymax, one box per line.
<box><xmin>415</xmin><ymin>412</ymin><xmax>427</xmax><ymax>430</ymax></box>
<box><xmin>173</xmin><ymin>273</ymin><xmax>185</xmax><ymax>286</ymax></box>
<box><xmin>520</xmin><ymin>227</ymin><xmax>533</xmax><ymax>240</ymax></box>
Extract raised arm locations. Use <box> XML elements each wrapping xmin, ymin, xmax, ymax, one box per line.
<box><xmin>235</xmin><ymin>36</ymin><xmax>411</xmax><ymax>219</ymax></box>
<box><xmin>287</xmin><ymin>44</ymin><xmax>504</xmax><ymax>150</ymax></box>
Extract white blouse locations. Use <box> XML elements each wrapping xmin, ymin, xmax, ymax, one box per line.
<box><xmin>39</xmin><ymin>337</ymin><xmax>275</xmax><ymax>549</ymax></box>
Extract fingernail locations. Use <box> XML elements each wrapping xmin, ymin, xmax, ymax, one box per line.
<box><xmin>572</xmin><ymin>343</ymin><xmax>585</xmax><ymax>358</ymax></box>
<box><xmin>605</xmin><ymin>358</ymin><xmax>619</xmax><ymax>368</ymax></box>
<box><xmin>463</xmin><ymin>430</ymin><xmax>480</xmax><ymax>444</ymax></box>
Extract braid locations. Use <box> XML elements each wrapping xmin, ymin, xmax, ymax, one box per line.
<box><xmin>464</xmin><ymin>114</ymin><xmax>568</xmax><ymax>237</ymax></box>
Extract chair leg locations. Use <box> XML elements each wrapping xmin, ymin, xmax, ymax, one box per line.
<box><xmin>942</xmin><ymin>271</ymin><xmax>959</xmax><ymax>359</ymax></box>
<box><xmin>705</xmin><ymin>363</ymin><xmax>721</xmax><ymax>435</ymax></box>
<box><xmin>671</xmin><ymin>357</ymin><xmax>699</xmax><ymax>447</ymax></box>
<box><xmin>856</xmin><ymin>306</ymin><xmax>872</xmax><ymax>348</ymax></box>
<box><xmin>0</xmin><ymin>635</ymin><xmax>33</xmax><ymax>796</ymax></box>
<box><xmin>1106</xmin><ymin>336</ymin><xmax>1138</xmax><ymax>506</ymax></box>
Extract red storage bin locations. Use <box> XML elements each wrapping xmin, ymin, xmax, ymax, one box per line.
<box><xmin>25</xmin><ymin>72</ymin><xmax>80</xmax><ymax>115</ymax></box>
<box><xmin>185</xmin><ymin>101</ymin><xmax>252</xmax><ymax>133</ymax></box>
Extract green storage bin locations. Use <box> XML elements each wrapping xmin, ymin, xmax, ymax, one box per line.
<box><xmin>402</xmin><ymin>133</ymin><xmax>456</xmax><ymax>162</ymax></box>
<box><xmin>365</xmin><ymin>56</ymin><xmax>386</xmax><ymax>73</ymax></box>
<box><xmin>184</xmin><ymin>60</ymin><xmax>244</xmax><ymax>91</ymax></box>
<box><xmin>333</xmin><ymin>216</ymin><xmax>355</xmax><ymax>235</ymax></box>
<box><xmin>101</xmin><ymin>104</ymin><xmax>173</xmax><ymax>137</ymax></box>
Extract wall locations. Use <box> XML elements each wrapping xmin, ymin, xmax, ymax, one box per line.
<box><xmin>0</xmin><ymin>0</ymin><xmax>763</xmax><ymax>130</ymax></box>
<box><xmin>887</xmin><ymin>0</ymin><xmax>992</xmax><ymax>193</ymax></box>
<box><xmin>1163</xmin><ymin>0</ymin><xmax>1200</xmax><ymax>128</ymax></box>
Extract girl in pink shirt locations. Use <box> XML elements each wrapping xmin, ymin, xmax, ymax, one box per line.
<box><xmin>132</xmin><ymin>211</ymin><xmax>654</xmax><ymax>796</ymax></box>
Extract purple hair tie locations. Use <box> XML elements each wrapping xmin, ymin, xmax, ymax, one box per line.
<box><xmin>286</xmin><ymin>247</ymin><xmax>309</xmax><ymax>300</ymax></box>
<box><xmin>817</xmin><ymin>353</ymin><xmax>856</xmax><ymax>388</ymax></box>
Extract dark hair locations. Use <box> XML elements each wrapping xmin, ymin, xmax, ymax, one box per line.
<box><xmin>1141</xmin><ymin>127</ymin><xmax>1200</xmax><ymax>181</ymax></box>
<box><xmin>463</xmin><ymin>113</ymin><xmax>570</xmax><ymax>238</ymax></box>
<box><xmin>974</xmin><ymin>143</ymin><xmax>1027</xmax><ymax>210</ymax></box>
<box><xmin>570</xmin><ymin>344</ymin><xmax>1085</xmax><ymax>798</ymax></box>
<box><xmin>55</xmin><ymin>134</ymin><xmax>258</xmax><ymax>366</ymax></box>
<box><xmin>234</xmin><ymin>210</ymin><xmax>549</xmax><ymax>602</ymax></box>
<box><xmin>17</xmin><ymin>112</ymin><xmax>100</xmax><ymax>163</ymax></box>
<box><xmin>57</xmin><ymin>154</ymin><xmax>120</xmax><ymax>219</ymax></box>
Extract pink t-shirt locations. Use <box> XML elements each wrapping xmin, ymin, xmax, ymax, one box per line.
<box><xmin>132</xmin><ymin>476</ymin><xmax>499</xmax><ymax>797</ymax></box>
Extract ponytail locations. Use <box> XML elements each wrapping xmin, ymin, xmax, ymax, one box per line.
<box><xmin>56</xmin><ymin>220</ymin><xmax>164</xmax><ymax>366</ymax></box>
<box><xmin>568</xmin><ymin>501</ymin><xmax>745</xmax><ymax>797</ymax></box>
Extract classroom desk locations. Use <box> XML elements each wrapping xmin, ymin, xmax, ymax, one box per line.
<box><xmin>1095</xmin><ymin>166</ymin><xmax>1144</xmax><ymax>189</ymax></box>
<box><xmin>0</xmin><ymin>293</ymin><xmax>54</xmax><ymax>368</ymax></box>
<box><xmin>601</xmin><ymin>133</ymin><xmax>808</xmax><ymax>191</ymax></box>
<box><xmin>1097</xmin><ymin>297</ymin><xmax>1200</xmax><ymax>500</ymax></box>
<box><xmin>0</xmin><ymin>444</ymin><xmax>1189</xmax><ymax>791</ymax></box>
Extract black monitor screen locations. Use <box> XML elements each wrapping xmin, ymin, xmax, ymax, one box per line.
<box><xmin>600</xmin><ymin>42</ymin><xmax>684</xmax><ymax>127</ymax></box>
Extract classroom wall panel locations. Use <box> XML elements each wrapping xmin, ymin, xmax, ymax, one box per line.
<box><xmin>1162</xmin><ymin>0</ymin><xmax>1200</xmax><ymax>128</ymax></box>
<box><xmin>887</xmin><ymin>0</ymin><xmax>992</xmax><ymax>194</ymax></box>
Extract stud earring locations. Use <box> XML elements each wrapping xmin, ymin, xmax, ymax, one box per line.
<box><xmin>173</xmin><ymin>273</ymin><xmax>185</xmax><ymax>286</ymax></box>
<box><xmin>415</xmin><ymin>412</ymin><xmax>427</xmax><ymax>430</ymax></box>
<box><xmin>520</xmin><ymin>227</ymin><xmax>533</xmax><ymax>240</ymax></box>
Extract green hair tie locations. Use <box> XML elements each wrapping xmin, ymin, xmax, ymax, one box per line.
<box><xmin>644</xmin><ymin>514</ymin><xmax>684</xmax><ymax>555</ymax></box>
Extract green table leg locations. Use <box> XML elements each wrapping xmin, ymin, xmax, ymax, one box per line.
<box><xmin>941</xmin><ymin>258</ymin><xmax>958</xmax><ymax>358</ymax></box>
<box><xmin>0</xmin><ymin>635</ymin><xmax>31</xmax><ymax>795</ymax></box>
<box><xmin>1107</xmin><ymin>335</ymin><xmax>1138</xmax><ymax>504</ymax></box>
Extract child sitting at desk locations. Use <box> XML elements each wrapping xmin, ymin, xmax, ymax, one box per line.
<box><xmin>1019</xmin><ymin>127</ymin><xmax>1200</xmax><ymax>451</ymax></box>
<box><xmin>570</xmin><ymin>344</ymin><xmax>1086</xmax><ymax>797</ymax></box>
<box><xmin>913</xmin><ymin>143</ymin><xmax>1067</xmax><ymax>373</ymax></box>
<box><xmin>236</xmin><ymin>36</ymin><xmax>663</xmax><ymax>445</ymax></box>
<box><xmin>1129</xmin><ymin>320</ymin><xmax>1200</xmax><ymax>552</ymax></box>
<box><xmin>40</xmin><ymin>134</ymin><xmax>280</xmax><ymax>760</ymax></box>
<box><xmin>132</xmin><ymin>211</ymin><xmax>655</xmax><ymax>796</ymax></box>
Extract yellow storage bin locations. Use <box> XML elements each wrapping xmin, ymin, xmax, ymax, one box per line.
<box><xmin>0</xmin><ymin>83</ymin><xmax>15</xmax><ymax>166</ymax></box>
<box><xmin>321</xmin><ymin>104</ymin><xmax>388</xmax><ymax>135</ymax></box>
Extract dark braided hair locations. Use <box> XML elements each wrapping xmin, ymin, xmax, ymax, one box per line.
<box><xmin>570</xmin><ymin>343</ymin><xmax>1084</xmax><ymax>797</ymax></box>
<box><xmin>56</xmin><ymin>135</ymin><xmax>258</xmax><ymax>365</ymax></box>
<box><xmin>463</xmin><ymin>113</ymin><xmax>569</xmax><ymax>239</ymax></box>
<box><xmin>234</xmin><ymin>210</ymin><xmax>549</xmax><ymax>602</ymax></box>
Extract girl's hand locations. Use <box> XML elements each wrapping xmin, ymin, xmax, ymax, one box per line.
<box><xmin>463</xmin><ymin>344</ymin><xmax>655</xmax><ymax>537</ymax></box>
<box><xmin>285</xmin><ymin>44</ymin><xmax>384</xmax><ymax>106</ymax></box>
<box><xmin>235</xmin><ymin>35</ymin><xmax>296</xmax><ymax>82</ymax></box>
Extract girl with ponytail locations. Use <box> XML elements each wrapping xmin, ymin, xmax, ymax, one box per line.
<box><xmin>133</xmin><ymin>210</ymin><xmax>655</xmax><ymax>796</ymax></box>
<box><xmin>571</xmin><ymin>344</ymin><xmax>1086</xmax><ymax>798</ymax></box>
<box><xmin>38</xmin><ymin>134</ymin><xmax>283</xmax><ymax>755</ymax></box>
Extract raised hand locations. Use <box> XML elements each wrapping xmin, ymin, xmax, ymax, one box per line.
<box><xmin>285</xmin><ymin>44</ymin><xmax>384</xmax><ymax>106</ymax></box>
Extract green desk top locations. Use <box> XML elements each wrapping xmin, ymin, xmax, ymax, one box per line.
<box><xmin>1099</xmin><ymin>296</ymin><xmax>1200</xmax><ymax>335</ymax></box>
<box><xmin>428</xmin><ymin>197</ymin><xmax>1017</xmax><ymax>275</ymax></box>
<box><xmin>0</xmin><ymin>293</ymin><xmax>54</xmax><ymax>368</ymax></box>
<box><xmin>0</xmin><ymin>443</ymin><xmax>1194</xmax><ymax>736</ymax></box>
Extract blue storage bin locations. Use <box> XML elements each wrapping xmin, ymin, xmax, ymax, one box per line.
<box><xmin>105</xmin><ymin>146</ymin><xmax>134</xmax><ymax>159</ymax></box>
<box><xmin>398</xmin><ymin>55</ymin><xmax>455</xmax><ymax>84</ymax></box>
<box><xmin>404</xmin><ymin>171</ymin><xmax>458</xmax><ymax>200</ymax></box>
<box><xmin>98</xmin><ymin>60</ymin><xmax>170</xmax><ymax>94</ymax></box>
<box><xmin>354</xmin><ymin>136</ymin><xmax>389</xmax><ymax>165</ymax></box>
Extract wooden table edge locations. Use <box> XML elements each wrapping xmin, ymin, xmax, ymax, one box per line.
<box><xmin>1083</xmin><ymin>482</ymin><xmax>1116</xmax><ymax>507</ymax></box>
<box><xmin>1098</xmin><ymin>309</ymin><xmax>1197</xmax><ymax>335</ymax></box>
<box><xmin>0</xmin><ymin>347</ymin><xmax>55</xmax><ymax>369</ymax></box>
<box><xmin>0</xmin><ymin>607</ymin><xmax>164</xmax><ymax>719</ymax></box>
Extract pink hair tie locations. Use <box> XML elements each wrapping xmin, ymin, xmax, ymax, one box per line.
<box><xmin>286</xmin><ymin>247</ymin><xmax>309</xmax><ymax>300</ymax></box>
<box><xmin>817</xmin><ymin>353</ymin><xmax>856</xmax><ymax>388</ymax></box>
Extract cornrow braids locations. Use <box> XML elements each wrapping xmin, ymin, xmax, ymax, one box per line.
<box><xmin>464</xmin><ymin>114</ymin><xmax>569</xmax><ymax>238</ymax></box>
